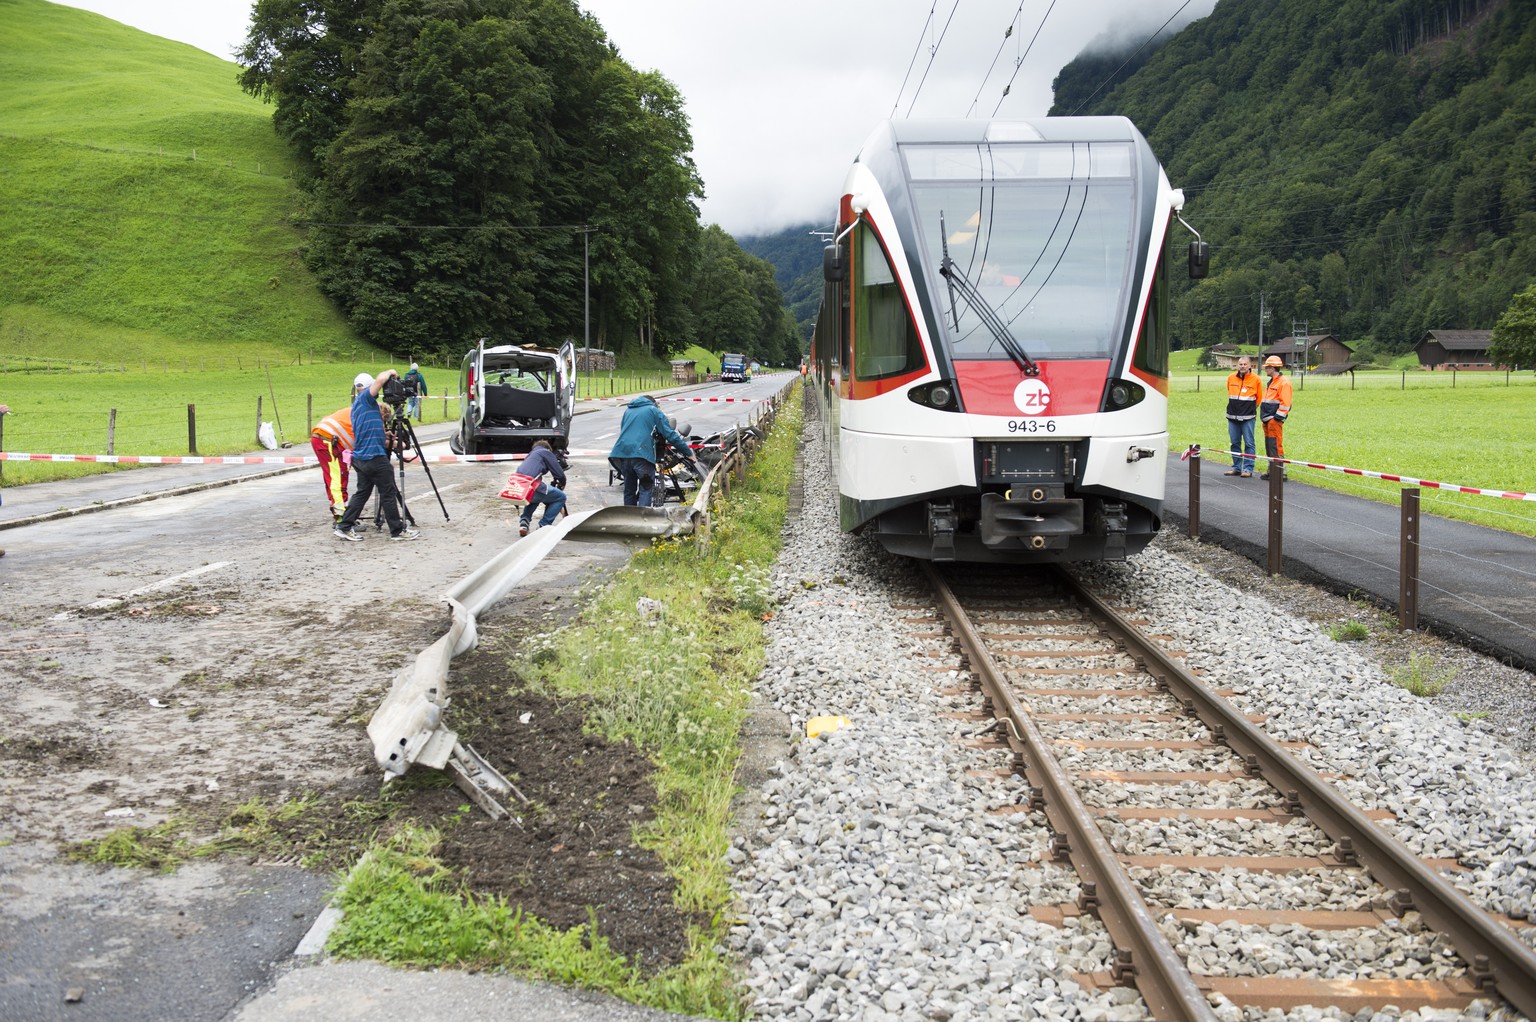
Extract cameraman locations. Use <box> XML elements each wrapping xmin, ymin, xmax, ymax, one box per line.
<box><xmin>334</xmin><ymin>369</ymin><xmax>419</xmax><ymax>542</ymax></box>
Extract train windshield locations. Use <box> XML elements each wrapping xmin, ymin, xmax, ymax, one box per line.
<box><xmin>904</xmin><ymin>141</ymin><xmax>1136</xmax><ymax>361</ymax></box>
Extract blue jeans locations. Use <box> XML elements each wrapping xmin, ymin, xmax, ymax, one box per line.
<box><xmin>1227</xmin><ymin>418</ymin><xmax>1256</xmax><ymax>474</ymax></box>
<box><xmin>519</xmin><ymin>482</ymin><xmax>567</xmax><ymax>527</ymax></box>
<box><xmin>613</xmin><ymin>457</ymin><xmax>656</xmax><ymax>507</ymax></box>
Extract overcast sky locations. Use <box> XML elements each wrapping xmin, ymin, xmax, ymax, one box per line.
<box><xmin>56</xmin><ymin>0</ymin><xmax>1216</xmax><ymax>236</ymax></box>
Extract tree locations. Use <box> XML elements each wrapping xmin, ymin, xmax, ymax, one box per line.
<box><xmin>1489</xmin><ymin>282</ymin><xmax>1536</xmax><ymax>368</ymax></box>
<box><xmin>689</xmin><ymin>226</ymin><xmax>762</xmax><ymax>355</ymax></box>
<box><xmin>239</xmin><ymin>0</ymin><xmax>704</xmax><ymax>356</ymax></box>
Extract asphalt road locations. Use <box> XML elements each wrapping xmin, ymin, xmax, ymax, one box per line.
<box><xmin>0</xmin><ymin>376</ymin><xmax>790</xmax><ymax>1022</ymax></box>
<box><xmin>1163</xmin><ymin>451</ymin><xmax>1536</xmax><ymax>673</ymax></box>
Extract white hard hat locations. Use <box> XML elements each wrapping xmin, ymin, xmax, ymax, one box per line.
<box><xmin>353</xmin><ymin>372</ymin><xmax>372</xmax><ymax>389</ymax></box>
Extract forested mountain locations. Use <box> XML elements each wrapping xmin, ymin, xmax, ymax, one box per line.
<box><xmin>1058</xmin><ymin>0</ymin><xmax>1536</xmax><ymax>354</ymax></box>
<box><xmin>744</xmin><ymin>0</ymin><xmax>1535</xmax><ymax>361</ymax></box>
<box><xmin>737</xmin><ymin>224</ymin><xmax>824</xmax><ymax>353</ymax></box>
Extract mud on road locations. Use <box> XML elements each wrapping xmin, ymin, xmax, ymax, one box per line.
<box><xmin>0</xmin><ymin>463</ymin><xmax>700</xmax><ymax>1019</ymax></box>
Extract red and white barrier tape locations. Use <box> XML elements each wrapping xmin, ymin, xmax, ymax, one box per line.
<box><xmin>578</xmin><ymin>396</ymin><xmax>762</xmax><ymax>403</ymax></box>
<box><xmin>0</xmin><ymin>449</ymin><xmax>613</xmax><ymax>465</ymax></box>
<box><xmin>1186</xmin><ymin>445</ymin><xmax>1533</xmax><ymax>502</ymax></box>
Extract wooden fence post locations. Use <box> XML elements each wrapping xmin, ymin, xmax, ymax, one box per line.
<box><xmin>188</xmin><ymin>404</ymin><xmax>198</xmax><ymax>454</ymax></box>
<box><xmin>1187</xmin><ymin>447</ymin><xmax>1200</xmax><ymax>541</ymax></box>
<box><xmin>108</xmin><ymin>409</ymin><xmax>117</xmax><ymax>455</ymax></box>
<box><xmin>256</xmin><ymin>396</ymin><xmax>263</xmax><ymax>446</ymax></box>
<box><xmin>1399</xmin><ymin>488</ymin><xmax>1420</xmax><ymax>631</ymax></box>
<box><xmin>307</xmin><ymin>394</ymin><xmax>313</xmax><ymax>437</ymax></box>
<box><xmin>1266</xmin><ymin>468</ymin><xmax>1284</xmax><ymax>576</ymax></box>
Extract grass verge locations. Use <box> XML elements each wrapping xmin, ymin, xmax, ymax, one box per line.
<box><xmin>323</xmin><ymin>385</ymin><xmax>804</xmax><ymax>1018</ymax></box>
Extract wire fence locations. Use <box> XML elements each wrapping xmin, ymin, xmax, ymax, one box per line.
<box><xmin>0</xmin><ymin>368</ymin><xmax>683</xmax><ymax>486</ymax></box>
<box><xmin>1173</xmin><ymin>368</ymin><xmax>1536</xmax><ymax>393</ymax></box>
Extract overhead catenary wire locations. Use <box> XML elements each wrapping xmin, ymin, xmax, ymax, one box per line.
<box><xmin>891</xmin><ymin>3</ymin><xmax>940</xmax><ymax>118</ymax></box>
<box><xmin>964</xmin><ymin>0</ymin><xmax>1027</xmax><ymax>118</ymax></box>
<box><xmin>1066</xmin><ymin>0</ymin><xmax>1199</xmax><ymax>116</ymax></box>
<box><xmin>987</xmin><ymin>0</ymin><xmax>1059</xmax><ymax>117</ymax></box>
<box><xmin>901</xmin><ymin>0</ymin><xmax>964</xmax><ymax>118</ymax></box>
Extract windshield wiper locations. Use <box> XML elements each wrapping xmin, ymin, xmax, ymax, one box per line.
<box><xmin>938</xmin><ymin>212</ymin><xmax>1040</xmax><ymax>377</ymax></box>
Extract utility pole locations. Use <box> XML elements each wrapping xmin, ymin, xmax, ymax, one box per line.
<box><xmin>1258</xmin><ymin>292</ymin><xmax>1270</xmax><ymax>352</ymax></box>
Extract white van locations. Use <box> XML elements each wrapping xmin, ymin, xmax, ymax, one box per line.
<box><xmin>448</xmin><ymin>339</ymin><xmax>577</xmax><ymax>455</ymax></box>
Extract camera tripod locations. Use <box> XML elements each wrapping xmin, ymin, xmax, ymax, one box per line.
<box><xmin>370</xmin><ymin>402</ymin><xmax>450</xmax><ymax>528</ymax></box>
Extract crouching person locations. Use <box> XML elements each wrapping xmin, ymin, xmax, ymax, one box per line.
<box><xmin>515</xmin><ymin>440</ymin><xmax>568</xmax><ymax>537</ymax></box>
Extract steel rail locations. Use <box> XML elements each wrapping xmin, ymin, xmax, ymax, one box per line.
<box><xmin>924</xmin><ymin>563</ymin><xmax>1220</xmax><ymax>1022</ymax></box>
<box><xmin>1054</xmin><ymin>567</ymin><xmax>1536</xmax><ymax>1021</ymax></box>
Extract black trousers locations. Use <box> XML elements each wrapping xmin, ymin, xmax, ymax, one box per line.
<box><xmin>337</xmin><ymin>456</ymin><xmax>404</xmax><ymax>535</ymax></box>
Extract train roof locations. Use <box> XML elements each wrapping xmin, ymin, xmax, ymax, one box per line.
<box><xmin>866</xmin><ymin>116</ymin><xmax>1145</xmax><ymax>151</ymax></box>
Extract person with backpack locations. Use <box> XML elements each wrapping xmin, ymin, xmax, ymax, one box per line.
<box><xmin>512</xmin><ymin>440</ymin><xmax>568</xmax><ymax>537</ymax></box>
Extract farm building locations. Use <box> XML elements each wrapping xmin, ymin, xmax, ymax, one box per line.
<box><xmin>1208</xmin><ymin>343</ymin><xmax>1247</xmax><ymax>368</ymax></box>
<box><xmin>1414</xmin><ymin>330</ymin><xmax>1494</xmax><ymax>370</ymax></box>
<box><xmin>1261</xmin><ymin>334</ymin><xmax>1353</xmax><ymax>369</ymax></box>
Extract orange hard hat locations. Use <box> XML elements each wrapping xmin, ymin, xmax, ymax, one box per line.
<box><xmin>1264</xmin><ymin>355</ymin><xmax>1283</xmax><ymax>368</ymax></box>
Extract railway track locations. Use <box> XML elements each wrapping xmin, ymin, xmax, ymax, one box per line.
<box><xmin>920</xmin><ymin>562</ymin><xmax>1536</xmax><ymax>1022</ymax></box>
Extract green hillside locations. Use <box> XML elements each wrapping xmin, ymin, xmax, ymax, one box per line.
<box><xmin>0</xmin><ymin>0</ymin><xmax>368</xmax><ymax>363</ymax></box>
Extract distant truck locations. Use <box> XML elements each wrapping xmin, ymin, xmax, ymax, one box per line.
<box><xmin>720</xmin><ymin>352</ymin><xmax>750</xmax><ymax>382</ymax></box>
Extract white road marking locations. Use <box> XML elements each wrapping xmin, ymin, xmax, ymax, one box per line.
<box><xmin>83</xmin><ymin>561</ymin><xmax>234</xmax><ymax>611</ymax></box>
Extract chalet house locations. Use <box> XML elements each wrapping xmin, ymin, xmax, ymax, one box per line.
<box><xmin>1261</xmin><ymin>334</ymin><xmax>1353</xmax><ymax>369</ymax></box>
<box><xmin>1414</xmin><ymin>330</ymin><xmax>1494</xmax><ymax>370</ymax></box>
<box><xmin>1208</xmin><ymin>343</ymin><xmax>1245</xmax><ymax>369</ymax></box>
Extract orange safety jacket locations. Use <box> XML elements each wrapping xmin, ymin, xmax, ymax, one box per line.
<box><xmin>1261</xmin><ymin>373</ymin><xmax>1293</xmax><ymax>424</ymax></box>
<box><xmin>1224</xmin><ymin>370</ymin><xmax>1262</xmax><ymax>420</ymax></box>
<box><xmin>312</xmin><ymin>407</ymin><xmax>356</xmax><ymax>449</ymax></box>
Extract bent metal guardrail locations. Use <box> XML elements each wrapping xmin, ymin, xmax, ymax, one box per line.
<box><xmin>367</xmin><ymin>376</ymin><xmax>798</xmax><ymax>818</ymax></box>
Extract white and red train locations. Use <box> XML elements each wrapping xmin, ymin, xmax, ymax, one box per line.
<box><xmin>810</xmin><ymin>116</ymin><xmax>1206</xmax><ymax>563</ymax></box>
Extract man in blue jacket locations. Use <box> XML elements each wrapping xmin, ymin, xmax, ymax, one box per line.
<box><xmin>608</xmin><ymin>395</ymin><xmax>701</xmax><ymax>507</ymax></box>
<box><xmin>513</xmin><ymin>440</ymin><xmax>568</xmax><ymax>536</ymax></box>
<box><xmin>334</xmin><ymin>369</ymin><xmax>419</xmax><ymax>542</ymax></box>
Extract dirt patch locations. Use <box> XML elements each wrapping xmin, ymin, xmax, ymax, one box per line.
<box><xmin>0</xmin><ymin>469</ymin><xmax>694</xmax><ymax>978</ymax></box>
<box><xmin>258</xmin><ymin>641</ymin><xmax>699</xmax><ymax>968</ymax></box>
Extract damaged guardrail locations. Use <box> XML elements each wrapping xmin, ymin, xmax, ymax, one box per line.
<box><xmin>365</xmin><ymin>504</ymin><xmax>702</xmax><ymax>819</ymax></box>
<box><xmin>366</xmin><ymin>376</ymin><xmax>797</xmax><ymax>819</ymax></box>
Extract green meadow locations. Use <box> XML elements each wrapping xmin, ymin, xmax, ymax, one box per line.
<box><xmin>1168</xmin><ymin>366</ymin><xmax>1536</xmax><ymax>537</ymax></box>
<box><xmin>0</xmin><ymin>343</ymin><xmax>717</xmax><ymax>484</ymax></box>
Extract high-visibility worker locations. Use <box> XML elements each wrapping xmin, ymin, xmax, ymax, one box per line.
<box><xmin>311</xmin><ymin>405</ymin><xmax>358</xmax><ymax>521</ymax></box>
<box><xmin>1223</xmin><ymin>356</ymin><xmax>1262</xmax><ymax>477</ymax></box>
<box><xmin>1259</xmin><ymin>355</ymin><xmax>1293</xmax><ymax>480</ymax></box>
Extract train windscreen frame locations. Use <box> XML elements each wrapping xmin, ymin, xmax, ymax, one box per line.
<box><xmin>902</xmin><ymin>140</ymin><xmax>1137</xmax><ymax>363</ymax></box>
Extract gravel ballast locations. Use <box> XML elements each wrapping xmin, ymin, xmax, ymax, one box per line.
<box><xmin>726</xmin><ymin>430</ymin><xmax>1536</xmax><ymax>1022</ymax></box>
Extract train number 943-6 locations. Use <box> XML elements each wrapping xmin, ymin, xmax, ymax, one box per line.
<box><xmin>1007</xmin><ymin>419</ymin><xmax>1057</xmax><ymax>434</ymax></box>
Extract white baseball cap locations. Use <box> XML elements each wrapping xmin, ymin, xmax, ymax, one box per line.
<box><xmin>410</xmin><ymin>362</ymin><xmax>418</xmax><ymax>370</ymax></box>
<box><xmin>353</xmin><ymin>372</ymin><xmax>372</xmax><ymax>389</ymax></box>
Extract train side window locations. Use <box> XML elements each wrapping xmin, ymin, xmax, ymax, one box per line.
<box><xmin>853</xmin><ymin>223</ymin><xmax>923</xmax><ymax>381</ymax></box>
<box><xmin>1131</xmin><ymin>237</ymin><xmax>1170</xmax><ymax>378</ymax></box>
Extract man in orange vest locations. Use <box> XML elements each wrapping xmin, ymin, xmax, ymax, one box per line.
<box><xmin>1259</xmin><ymin>355</ymin><xmax>1293</xmax><ymax>480</ymax></box>
<box><xmin>1223</xmin><ymin>356</ymin><xmax>1262</xmax><ymax>477</ymax></box>
<box><xmin>310</xmin><ymin>373</ymin><xmax>384</xmax><ymax>521</ymax></box>
<box><xmin>311</xmin><ymin>401</ymin><xmax>358</xmax><ymax>522</ymax></box>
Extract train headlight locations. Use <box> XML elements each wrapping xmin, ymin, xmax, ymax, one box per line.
<box><xmin>1102</xmin><ymin>379</ymin><xmax>1146</xmax><ymax>412</ymax></box>
<box><xmin>908</xmin><ymin>381</ymin><xmax>959</xmax><ymax>411</ymax></box>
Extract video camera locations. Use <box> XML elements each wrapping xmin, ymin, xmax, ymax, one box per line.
<box><xmin>381</xmin><ymin>375</ymin><xmax>419</xmax><ymax>406</ymax></box>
